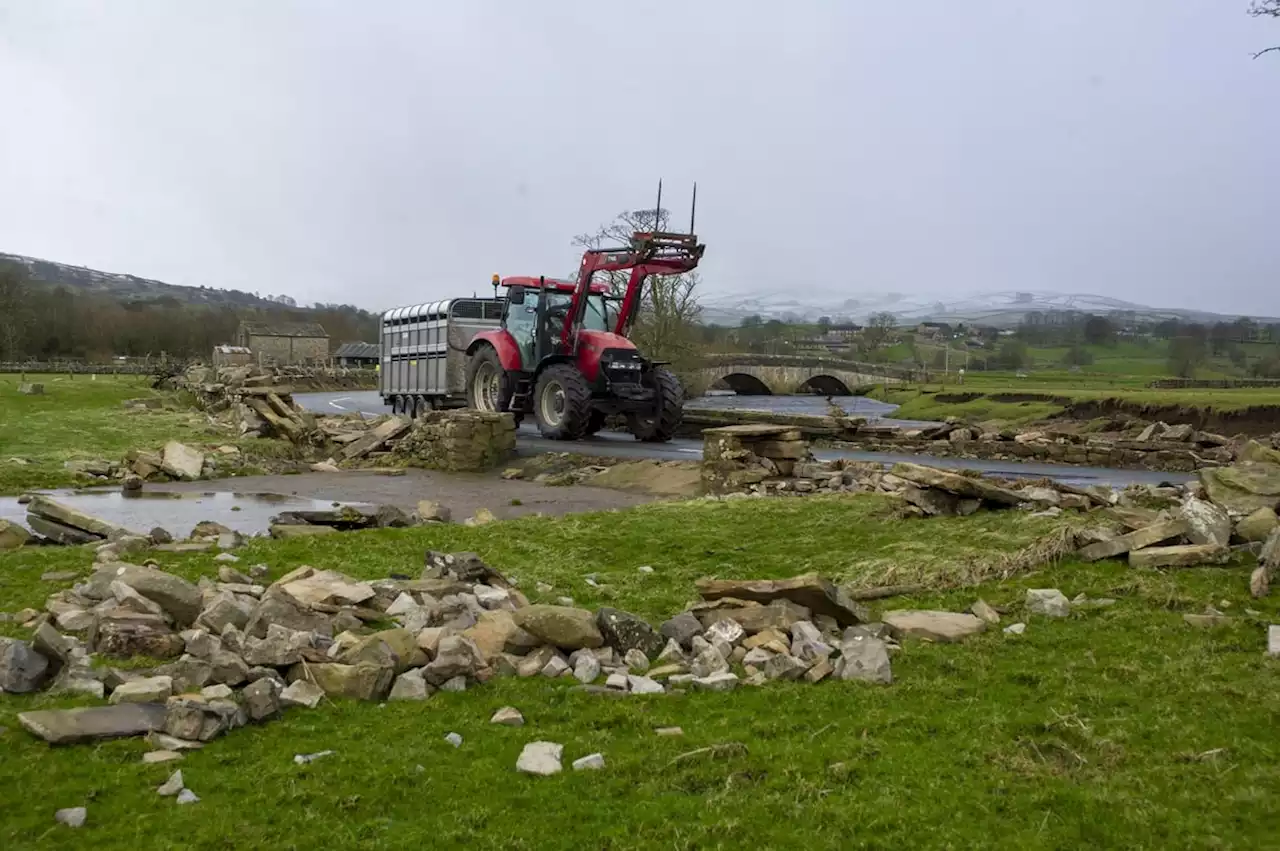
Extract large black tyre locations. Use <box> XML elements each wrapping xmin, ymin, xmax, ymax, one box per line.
<box><xmin>466</xmin><ymin>346</ymin><xmax>515</xmax><ymax>416</ymax></box>
<box><xmin>533</xmin><ymin>364</ymin><xmax>593</xmax><ymax>440</ymax></box>
<box><xmin>627</xmin><ymin>367</ymin><xmax>683</xmax><ymax>442</ymax></box>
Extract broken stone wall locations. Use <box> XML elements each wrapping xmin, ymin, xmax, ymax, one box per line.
<box><xmin>393</xmin><ymin>411</ymin><xmax>517</xmax><ymax>472</ymax></box>
<box><xmin>701</xmin><ymin>425</ymin><xmax>809</xmax><ymax>494</ymax></box>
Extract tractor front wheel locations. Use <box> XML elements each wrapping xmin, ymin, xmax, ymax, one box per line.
<box><xmin>627</xmin><ymin>367</ymin><xmax>683</xmax><ymax>442</ymax></box>
<box><xmin>534</xmin><ymin>364</ymin><xmax>592</xmax><ymax>440</ymax></box>
<box><xmin>467</xmin><ymin>347</ymin><xmax>512</xmax><ymax>413</ymax></box>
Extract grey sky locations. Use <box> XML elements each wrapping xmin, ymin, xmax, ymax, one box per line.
<box><xmin>1</xmin><ymin>1</ymin><xmax>1277</xmax><ymax>316</ymax></box>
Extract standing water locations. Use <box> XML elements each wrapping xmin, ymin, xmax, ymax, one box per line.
<box><xmin>0</xmin><ymin>490</ymin><xmax>370</xmax><ymax>539</ymax></box>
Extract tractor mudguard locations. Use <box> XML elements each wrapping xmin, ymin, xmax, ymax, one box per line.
<box><xmin>468</xmin><ymin>329</ymin><xmax>522</xmax><ymax>371</ymax></box>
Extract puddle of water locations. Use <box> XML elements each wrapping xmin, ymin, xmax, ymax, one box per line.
<box><xmin>0</xmin><ymin>490</ymin><xmax>371</xmax><ymax>539</ymax></box>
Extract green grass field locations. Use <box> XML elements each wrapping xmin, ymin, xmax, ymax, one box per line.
<box><xmin>0</xmin><ymin>374</ymin><xmax>303</xmax><ymax>495</ymax></box>
<box><xmin>0</xmin><ymin>374</ymin><xmax>206</xmax><ymax>495</ymax></box>
<box><xmin>1</xmin><ymin>497</ymin><xmax>1278</xmax><ymax>849</ymax></box>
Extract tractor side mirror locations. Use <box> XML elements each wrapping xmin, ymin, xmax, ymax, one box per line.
<box><xmin>508</xmin><ymin>288</ymin><xmax>525</xmax><ymax>306</ymax></box>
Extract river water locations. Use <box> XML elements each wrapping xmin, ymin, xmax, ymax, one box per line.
<box><xmin>686</xmin><ymin>392</ymin><xmax>938</xmax><ymax>428</ymax></box>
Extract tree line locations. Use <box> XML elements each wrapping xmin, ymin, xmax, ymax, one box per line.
<box><xmin>0</xmin><ymin>260</ymin><xmax>378</xmax><ymax>362</ymax></box>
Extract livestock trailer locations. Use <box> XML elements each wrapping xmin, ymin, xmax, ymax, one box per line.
<box><xmin>378</xmin><ymin>298</ymin><xmax>504</xmax><ymax>416</ymax></box>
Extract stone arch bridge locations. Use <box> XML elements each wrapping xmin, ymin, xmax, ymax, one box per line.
<box><xmin>687</xmin><ymin>354</ymin><xmax>910</xmax><ymax>396</ymax></box>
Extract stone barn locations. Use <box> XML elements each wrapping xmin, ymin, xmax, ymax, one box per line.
<box><xmin>211</xmin><ymin>345</ymin><xmax>252</xmax><ymax>367</ymax></box>
<box><xmin>333</xmin><ymin>341</ymin><xmax>379</xmax><ymax>369</ymax></box>
<box><xmin>235</xmin><ymin>321</ymin><xmax>329</xmax><ymax>366</ymax></box>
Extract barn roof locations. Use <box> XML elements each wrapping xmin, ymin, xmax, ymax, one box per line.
<box><xmin>238</xmin><ymin>320</ymin><xmax>328</xmax><ymax>338</ymax></box>
<box><xmin>334</xmin><ymin>341</ymin><xmax>379</xmax><ymax>359</ymax></box>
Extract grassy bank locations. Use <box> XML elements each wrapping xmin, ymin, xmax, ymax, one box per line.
<box><xmin>2</xmin><ymin>497</ymin><xmax>1278</xmax><ymax>849</ymax></box>
<box><xmin>869</xmin><ymin>378</ymin><xmax>1280</xmax><ymax>428</ymax></box>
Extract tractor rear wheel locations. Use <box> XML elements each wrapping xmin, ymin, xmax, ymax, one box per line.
<box><xmin>627</xmin><ymin>367</ymin><xmax>683</xmax><ymax>442</ymax></box>
<box><xmin>466</xmin><ymin>346</ymin><xmax>513</xmax><ymax>415</ymax></box>
<box><xmin>534</xmin><ymin>364</ymin><xmax>592</xmax><ymax>440</ymax></box>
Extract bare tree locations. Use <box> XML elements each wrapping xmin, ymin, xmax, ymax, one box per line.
<box><xmin>0</xmin><ymin>261</ymin><xmax>30</xmax><ymax>361</ymax></box>
<box><xmin>863</xmin><ymin>311</ymin><xmax>897</xmax><ymax>350</ymax></box>
<box><xmin>1251</xmin><ymin>0</ymin><xmax>1280</xmax><ymax>58</ymax></box>
<box><xmin>572</xmin><ymin>208</ymin><xmax>703</xmax><ymax>365</ymax></box>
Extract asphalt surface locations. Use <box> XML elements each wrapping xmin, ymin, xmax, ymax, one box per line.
<box><xmin>295</xmin><ymin>390</ymin><xmax>1191</xmax><ymax>488</ymax></box>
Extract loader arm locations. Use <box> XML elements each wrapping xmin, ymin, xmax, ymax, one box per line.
<box><xmin>560</xmin><ymin>231</ymin><xmax>705</xmax><ymax>352</ymax></box>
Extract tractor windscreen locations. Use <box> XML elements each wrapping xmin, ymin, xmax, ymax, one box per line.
<box><xmin>546</xmin><ymin>293</ymin><xmax>611</xmax><ymax>331</ymax></box>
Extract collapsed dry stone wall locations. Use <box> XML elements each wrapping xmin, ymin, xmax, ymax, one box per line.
<box><xmin>392</xmin><ymin>411</ymin><xmax>517</xmax><ymax>472</ymax></box>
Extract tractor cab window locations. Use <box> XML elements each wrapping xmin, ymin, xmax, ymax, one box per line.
<box><xmin>543</xmin><ymin>292</ymin><xmax>610</xmax><ymax>332</ymax></box>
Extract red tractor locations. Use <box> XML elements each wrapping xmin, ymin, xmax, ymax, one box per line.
<box><xmin>464</xmin><ymin>217</ymin><xmax>705</xmax><ymax>441</ymax></box>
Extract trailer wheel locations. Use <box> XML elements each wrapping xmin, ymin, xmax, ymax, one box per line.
<box><xmin>466</xmin><ymin>346</ymin><xmax>514</xmax><ymax>414</ymax></box>
<box><xmin>534</xmin><ymin>364</ymin><xmax>592</xmax><ymax>440</ymax></box>
<box><xmin>627</xmin><ymin>367</ymin><xmax>683</xmax><ymax>442</ymax></box>
<box><xmin>392</xmin><ymin>395</ymin><xmax>404</xmax><ymax>415</ymax></box>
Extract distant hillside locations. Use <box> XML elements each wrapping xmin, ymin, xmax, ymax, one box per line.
<box><xmin>0</xmin><ymin>251</ymin><xmax>297</xmax><ymax>309</ymax></box>
<box><xmin>701</xmin><ymin>288</ymin><xmax>1280</xmax><ymax>329</ymax></box>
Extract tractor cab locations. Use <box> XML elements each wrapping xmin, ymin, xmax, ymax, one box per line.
<box><xmin>495</xmin><ymin>276</ymin><xmax>613</xmax><ymax>369</ymax></box>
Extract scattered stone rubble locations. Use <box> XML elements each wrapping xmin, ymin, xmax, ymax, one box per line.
<box><xmin>3</xmin><ymin>548</ymin><xmax>1000</xmax><ymax>752</ymax></box>
<box><xmin>838</xmin><ymin>419</ymin><xmax>1280</xmax><ymax>474</ymax></box>
<box><xmin>172</xmin><ymin>363</ymin><xmax>321</xmax><ymax>444</ymax></box>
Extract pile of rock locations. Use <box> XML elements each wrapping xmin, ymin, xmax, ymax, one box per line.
<box><xmin>176</xmin><ymin>364</ymin><xmax>318</xmax><ymax>443</ymax></box>
<box><xmin>701</xmin><ymin>424</ymin><xmax>810</xmax><ymax>493</ymax></box>
<box><xmin>3</xmin><ymin>553</ymin><xmax>930</xmax><ymax>751</ymax></box>
<box><xmin>268</xmin><ymin>505</ymin><xmax>417</xmax><ymax>539</ymax></box>
<box><xmin>841</xmin><ymin>420</ymin><xmax>1280</xmax><ymax>474</ymax></box>
<box><xmin>392</xmin><ymin>411</ymin><xmax>518</xmax><ymax>472</ymax></box>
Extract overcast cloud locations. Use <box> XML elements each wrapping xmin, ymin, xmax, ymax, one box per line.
<box><xmin>1</xmin><ymin>1</ymin><xmax>1277</xmax><ymax>316</ymax></box>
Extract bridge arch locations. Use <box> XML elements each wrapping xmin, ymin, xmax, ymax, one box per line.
<box><xmin>795</xmin><ymin>374</ymin><xmax>853</xmax><ymax>396</ymax></box>
<box><xmin>714</xmin><ymin>373</ymin><xmax>773</xmax><ymax>395</ymax></box>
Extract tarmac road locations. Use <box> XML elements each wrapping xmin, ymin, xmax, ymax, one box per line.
<box><xmin>295</xmin><ymin>391</ymin><xmax>1190</xmax><ymax>488</ymax></box>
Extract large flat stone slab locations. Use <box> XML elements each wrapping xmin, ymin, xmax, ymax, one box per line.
<box><xmin>1129</xmin><ymin>544</ymin><xmax>1231</xmax><ymax>569</ymax></box>
<box><xmin>695</xmin><ymin>574</ymin><xmax>867</xmax><ymax>626</ymax></box>
<box><xmin>19</xmin><ymin>703</ymin><xmax>168</xmax><ymax>744</ymax></box>
<box><xmin>889</xmin><ymin>462</ymin><xmax>1024</xmax><ymax>506</ymax></box>
<box><xmin>882</xmin><ymin>610</ymin><xmax>988</xmax><ymax>643</ymax></box>
<box><xmin>1199</xmin><ymin>464</ymin><xmax>1280</xmax><ymax>515</ymax></box>
<box><xmin>1078</xmin><ymin>519</ymin><xmax>1187</xmax><ymax>562</ymax></box>
<box><xmin>27</xmin><ymin>495</ymin><xmax>131</xmax><ymax>538</ymax></box>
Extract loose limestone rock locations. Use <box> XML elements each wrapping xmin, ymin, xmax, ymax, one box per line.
<box><xmin>834</xmin><ymin>635</ymin><xmax>892</xmax><ymax>684</ymax></box>
<box><xmin>490</xmin><ymin>706</ymin><xmax>525</xmax><ymax>726</ymax></box>
<box><xmin>573</xmin><ymin>753</ymin><xmax>606</xmax><ymax>771</ymax></box>
<box><xmin>1129</xmin><ymin>544</ymin><xmax>1231</xmax><ymax>569</ymax></box>
<box><xmin>1178</xmin><ymin>498</ymin><xmax>1232</xmax><ymax>548</ymax></box>
<box><xmin>881</xmin><ymin>610</ymin><xmax>987</xmax><ymax>643</ymax></box>
<box><xmin>114</xmin><ymin>564</ymin><xmax>203</xmax><ymax>626</ymax></box>
<box><xmin>0</xmin><ymin>637</ymin><xmax>50</xmax><ymax>693</ymax></box>
<box><xmin>1237</xmin><ymin>508</ymin><xmax>1279</xmax><ymax>544</ymax></box>
<box><xmin>512</xmin><ymin>605</ymin><xmax>604</xmax><ymax>650</ymax></box>
<box><xmin>161</xmin><ymin>442</ymin><xmax>205</xmax><ymax>481</ymax></box>
<box><xmin>280</xmin><ymin>679</ymin><xmax>325</xmax><ymax>709</ymax></box>
<box><xmin>109</xmin><ymin>676</ymin><xmax>174</xmax><ymax>705</ymax></box>
<box><xmin>388</xmin><ymin>669</ymin><xmax>431</xmax><ymax>701</ymax></box>
<box><xmin>19</xmin><ymin>703</ymin><xmax>168</xmax><ymax>744</ymax></box>
<box><xmin>1026</xmin><ymin>589</ymin><xmax>1070</xmax><ymax>617</ymax></box>
<box><xmin>516</xmin><ymin>741</ymin><xmax>564</xmax><ymax>776</ymax></box>
<box><xmin>596</xmin><ymin>607</ymin><xmax>665</xmax><ymax>658</ymax></box>
<box><xmin>289</xmin><ymin>663</ymin><xmax>393</xmax><ymax>701</ymax></box>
